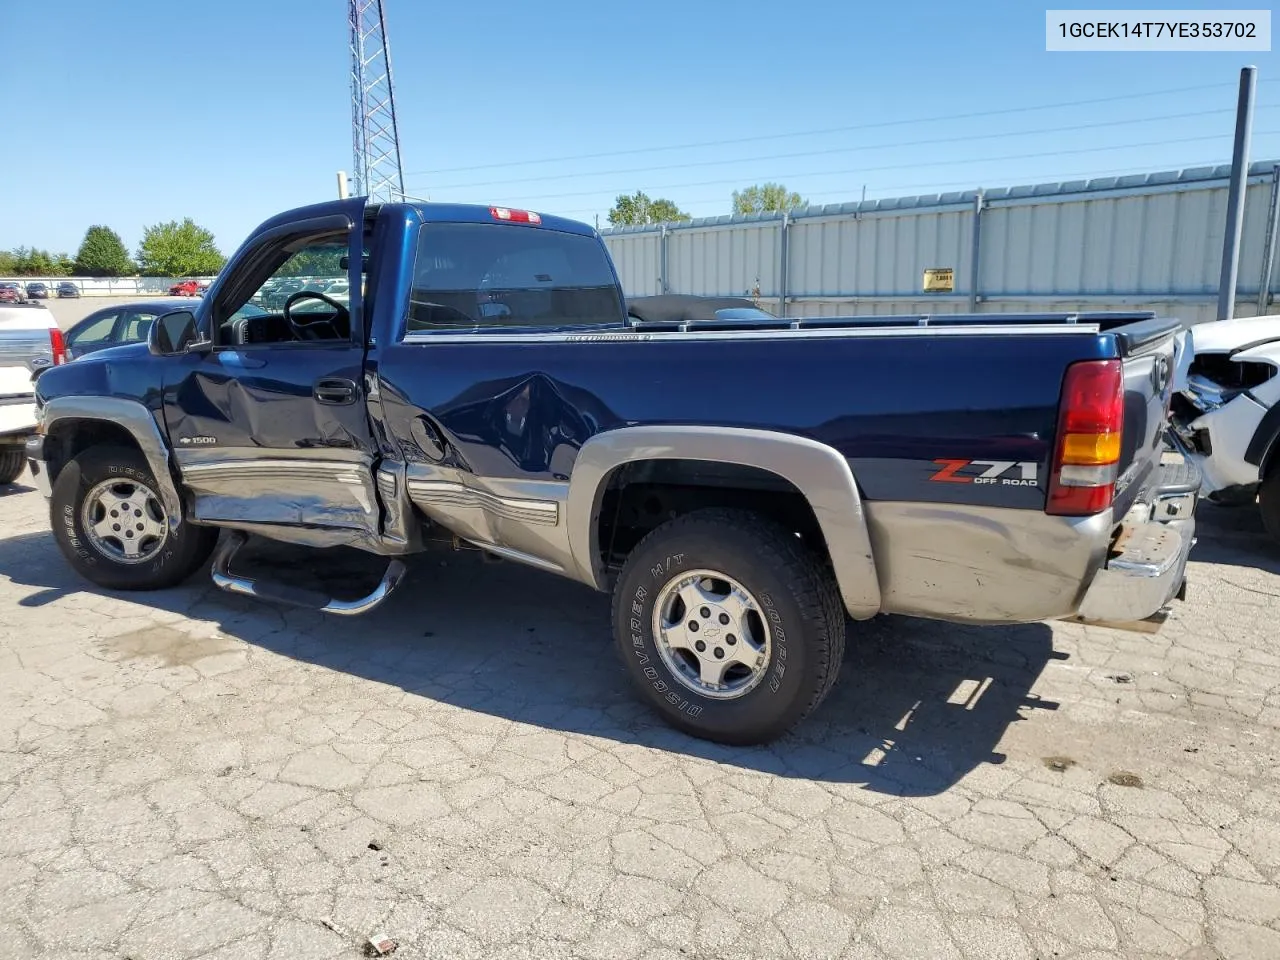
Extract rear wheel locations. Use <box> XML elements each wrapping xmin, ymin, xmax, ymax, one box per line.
<box><xmin>0</xmin><ymin>450</ymin><xmax>24</xmax><ymax>485</ymax></box>
<box><xmin>611</xmin><ymin>508</ymin><xmax>845</xmax><ymax>745</ymax></box>
<box><xmin>50</xmin><ymin>444</ymin><xmax>219</xmax><ymax>590</ymax></box>
<box><xmin>1261</xmin><ymin>470</ymin><xmax>1280</xmax><ymax>545</ymax></box>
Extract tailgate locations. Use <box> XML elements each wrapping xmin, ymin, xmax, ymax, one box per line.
<box><xmin>0</xmin><ymin>364</ymin><xmax>37</xmax><ymax>439</ymax></box>
<box><xmin>0</xmin><ymin>308</ymin><xmax>55</xmax><ymax>386</ymax></box>
<box><xmin>0</xmin><ymin>308</ymin><xmax>53</xmax><ymax>431</ymax></box>
<box><xmin>1109</xmin><ymin>317</ymin><xmax>1183</xmax><ymax>516</ymax></box>
<box><xmin>0</xmin><ymin>364</ymin><xmax>34</xmax><ymax>398</ymax></box>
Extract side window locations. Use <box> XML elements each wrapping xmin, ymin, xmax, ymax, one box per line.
<box><xmin>67</xmin><ymin>311</ymin><xmax>118</xmax><ymax>345</ymax></box>
<box><xmin>407</xmin><ymin>223</ymin><xmax>624</xmax><ymax>334</ymax></box>
<box><xmin>214</xmin><ymin>230</ymin><xmax>358</xmax><ymax>347</ymax></box>
<box><xmin>249</xmin><ymin>239</ymin><xmax>348</xmax><ymax>313</ymax></box>
<box><xmin>117</xmin><ymin>312</ymin><xmax>157</xmax><ymax>342</ymax></box>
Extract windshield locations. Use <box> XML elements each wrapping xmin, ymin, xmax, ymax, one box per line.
<box><xmin>407</xmin><ymin>223</ymin><xmax>623</xmax><ymax>334</ymax></box>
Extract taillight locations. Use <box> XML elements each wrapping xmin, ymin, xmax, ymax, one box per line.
<box><xmin>49</xmin><ymin>327</ymin><xmax>68</xmax><ymax>365</ymax></box>
<box><xmin>490</xmin><ymin>206</ymin><xmax>541</xmax><ymax>224</ymax></box>
<box><xmin>1047</xmin><ymin>359</ymin><xmax>1124</xmax><ymax>516</ymax></box>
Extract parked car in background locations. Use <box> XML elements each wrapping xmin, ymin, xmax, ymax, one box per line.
<box><xmin>1170</xmin><ymin>313</ymin><xmax>1280</xmax><ymax>542</ymax></box>
<box><xmin>0</xmin><ymin>282</ymin><xmax>28</xmax><ymax>304</ymax></box>
<box><xmin>260</xmin><ymin>278</ymin><xmax>305</xmax><ymax>310</ymax></box>
<box><xmin>321</xmin><ymin>279</ymin><xmax>350</xmax><ymax>300</ymax></box>
<box><xmin>168</xmin><ymin>279</ymin><xmax>199</xmax><ymax>297</ymax></box>
<box><xmin>25</xmin><ymin>282</ymin><xmax>49</xmax><ymax>300</ymax></box>
<box><xmin>1</xmin><ymin>303</ymin><xmax>67</xmax><ymax>484</ymax></box>
<box><xmin>56</xmin><ymin>282</ymin><xmax>80</xmax><ymax>298</ymax></box>
<box><xmin>61</xmin><ymin>300</ymin><xmax>269</xmax><ymax>361</ymax></box>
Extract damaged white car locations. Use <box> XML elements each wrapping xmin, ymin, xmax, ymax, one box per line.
<box><xmin>1169</xmin><ymin>314</ymin><xmax>1280</xmax><ymax>542</ymax></box>
<box><xmin>0</xmin><ymin>304</ymin><xmax>67</xmax><ymax>485</ymax></box>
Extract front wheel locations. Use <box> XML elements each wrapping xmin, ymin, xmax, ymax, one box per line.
<box><xmin>611</xmin><ymin>508</ymin><xmax>846</xmax><ymax>745</ymax></box>
<box><xmin>0</xmin><ymin>450</ymin><xmax>24</xmax><ymax>485</ymax></box>
<box><xmin>50</xmin><ymin>444</ymin><xmax>219</xmax><ymax>591</ymax></box>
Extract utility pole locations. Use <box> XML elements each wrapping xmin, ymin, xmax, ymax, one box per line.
<box><xmin>1217</xmin><ymin>65</ymin><xmax>1257</xmax><ymax>321</ymax></box>
<box><xmin>349</xmin><ymin>0</ymin><xmax>405</xmax><ymax>202</ymax></box>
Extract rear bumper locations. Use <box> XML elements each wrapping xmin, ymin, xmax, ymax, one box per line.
<box><xmin>1073</xmin><ymin>461</ymin><xmax>1198</xmax><ymax>629</ymax></box>
<box><xmin>0</xmin><ymin>399</ymin><xmax>37</xmax><ymax>444</ymax></box>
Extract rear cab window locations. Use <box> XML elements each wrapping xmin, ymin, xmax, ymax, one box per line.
<box><xmin>406</xmin><ymin>223</ymin><xmax>625</xmax><ymax>336</ymax></box>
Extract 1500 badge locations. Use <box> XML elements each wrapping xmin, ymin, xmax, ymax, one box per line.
<box><xmin>930</xmin><ymin>459</ymin><xmax>1039</xmax><ymax>485</ymax></box>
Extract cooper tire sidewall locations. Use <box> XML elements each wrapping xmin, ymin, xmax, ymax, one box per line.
<box><xmin>616</xmin><ymin>528</ymin><xmax>815</xmax><ymax>739</ymax></box>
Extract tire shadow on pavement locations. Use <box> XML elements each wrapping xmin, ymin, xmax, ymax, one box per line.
<box><xmin>0</xmin><ymin>481</ymin><xmax>35</xmax><ymax>499</ymax></box>
<box><xmin>0</xmin><ymin>528</ymin><xmax>1057</xmax><ymax>796</ymax></box>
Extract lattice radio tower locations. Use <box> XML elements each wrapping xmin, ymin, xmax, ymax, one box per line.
<box><xmin>349</xmin><ymin>0</ymin><xmax>405</xmax><ymax>202</ymax></box>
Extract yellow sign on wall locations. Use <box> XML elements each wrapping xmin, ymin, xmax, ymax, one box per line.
<box><xmin>922</xmin><ymin>267</ymin><xmax>954</xmax><ymax>293</ymax></box>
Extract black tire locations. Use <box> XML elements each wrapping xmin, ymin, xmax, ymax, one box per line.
<box><xmin>0</xmin><ymin>450</ymin><xmax>23</xmax><ymax>485</ymax></box>
<box><xmin>1261</xmin><ymin>470</ymin><xmax>1280</xmax><ymax>545</ymax></box>
<box><xmin>611</xmin><ymin>508</ymin><xmax>846</xmax><ymax>745</ymax></box>
<box><xmin>50</xmin><ymin>444</ymin><xmax>218</xmax><ymax>591</ymax></box>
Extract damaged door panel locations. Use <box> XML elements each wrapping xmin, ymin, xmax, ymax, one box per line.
<box><xmin>161</xmin><ymin>201</ymin><xmax>383</xmax><ymax>549</ymax></box>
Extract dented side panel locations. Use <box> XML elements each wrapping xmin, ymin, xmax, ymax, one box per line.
<box><xmin>162</xmin><ymin>344</ymin><xmax>380</xmax><ymax>547</ymax></box>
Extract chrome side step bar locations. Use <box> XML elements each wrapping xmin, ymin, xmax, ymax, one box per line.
<box><xmin>210</xmin><ymin>531</ymin><xmax>407</xmax><ymax>616</ymax></box>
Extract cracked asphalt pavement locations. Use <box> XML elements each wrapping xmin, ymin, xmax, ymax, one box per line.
<box><xmin>1</xmin><ymin>473</ymin><xmax>1279</xmax><ymax>960</ymax></box>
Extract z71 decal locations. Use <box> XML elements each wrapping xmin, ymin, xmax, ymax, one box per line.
<box><xmin>930</xmin><ymin>459</ymin><xmax>1039</xmax><ymax>486</ymax></box>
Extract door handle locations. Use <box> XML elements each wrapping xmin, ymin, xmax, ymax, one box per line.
<box><xmin>314</xmin><ymin>377</ymin><xmax>358</xmax><ymax>405</ymax></box>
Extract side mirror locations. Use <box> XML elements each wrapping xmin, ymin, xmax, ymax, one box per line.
<box><xmin>148</xmin><ymin>310</ymin><xmax>203</xmax><ymax>356</ymax></box>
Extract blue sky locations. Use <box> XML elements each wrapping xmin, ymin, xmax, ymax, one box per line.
<box><xmin>3</xmin><ymin>0</ymin><xmax>1278</xmax><ymax>255</ymax></box>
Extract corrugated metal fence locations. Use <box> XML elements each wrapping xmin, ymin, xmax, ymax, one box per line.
<box><xmin>601</xmin><ymin>160</ymin><xmax>1280</xmax><ymax>324</ymax></box>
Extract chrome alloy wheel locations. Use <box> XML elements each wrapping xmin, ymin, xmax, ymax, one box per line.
<box><xmin>652</xmin><ymin>569</ymin><xmax>772</xmax><ymax>700</ymax></box>
<box><xmin>80</xmin><ymin>477</ymin><xmax>168</xmax><ymax>564</ymax></box>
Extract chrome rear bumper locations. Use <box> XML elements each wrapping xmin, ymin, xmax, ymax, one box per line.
<box><xmin>1072</xmin><ymin>461</ymin><xmax>1198</xmax><ymax>630</ymax></box>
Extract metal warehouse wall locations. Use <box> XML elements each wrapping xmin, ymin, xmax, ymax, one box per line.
<box><xmin>601</xmin><ymin>161</ymin><xmax>1280</xmax><ymax>325</ymax></box>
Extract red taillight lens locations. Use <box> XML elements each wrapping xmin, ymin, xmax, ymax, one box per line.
<box><xmin>1047</xmin><ymin>359</ymin><xmax>1124</xmax><ymax>516</ymax></box>
<box><xmin>490</xmin><ymin>206</ymin><xmax>541</xmax><ymax>224</ymax></box>
<box><xmin>49</xmin><ymin>327</ymin><xmax>68</xmax><ymax>365</ymax></box>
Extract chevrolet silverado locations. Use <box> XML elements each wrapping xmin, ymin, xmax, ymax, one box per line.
<box><xmin>25</xmin><ymin>198</ymin><xmax>1197</xmax><ymax>743</ymax></box>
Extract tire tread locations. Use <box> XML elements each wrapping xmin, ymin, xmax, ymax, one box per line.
<box><xmin>611</xmin><ymin>507</ymin><xmax>847</xmax><ymax>743</ymax></box>
<box><xmin>1261</xmin><ymin>471</ymin><xmax>1280</xmax><ymax>545</ymax></box>
<box><xmin>0</xmin><ymin>450</ymin><xmax>23</xmax><ymax>485</ymax></box>
<box><xmin>50</xmin><ymin>443</ymin><xmax>217</xmax><ymax>591</ymax></box>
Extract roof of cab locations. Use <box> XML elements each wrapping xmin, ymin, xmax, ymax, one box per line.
<box><xmin>410</xmin><ymin>202</ymin><xmax>596</xmax><ymax>236</ymax></box>
<box><xmin>247</xmin><ymin>198</ymin><xmax>598</xmax><ymax>240</ymax></box>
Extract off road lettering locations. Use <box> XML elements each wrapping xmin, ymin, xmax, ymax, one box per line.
<box><xmin>929</xmin><ymin>459</ymin><xmax>1039</xmax><ymax>486</ymax></box>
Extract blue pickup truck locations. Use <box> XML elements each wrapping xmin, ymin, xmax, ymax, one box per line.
<box><xmin>25</xmin><ymin>198</ymin><xmax>1197</xmax><ymax>744</ymax></box>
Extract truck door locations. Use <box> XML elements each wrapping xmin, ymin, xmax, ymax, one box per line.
<box><xmin>160</xmin><ymin>203</ymin><xmax>382</xmax><ymax>548</ymax></box>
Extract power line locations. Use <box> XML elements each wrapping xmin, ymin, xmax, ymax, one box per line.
<box><xmin>424</xmin><ymin>106</ymin><xmax>1268</xmax><ymax>191</ymax></box>
<box><xmin>421</xmin><ymin>130</ymin><xmax>1280</xmax><ymax>206</ymax></box>
<box><xmin>403</xmin><ymin>79</ymin><xmax>1280</xmax><ymax>177</ymax></box>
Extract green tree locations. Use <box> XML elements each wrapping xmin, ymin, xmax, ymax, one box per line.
<box><xmin>275</xmin><ymin>245</ymin><xmax>346</xmax><ymax>278</ymax></box>
<box><xmin>732</xmin><ymin>183</ymin><xmax>806</xmax><ymax>216</ymax></box>
<box><xmin>74</xmin><ymin>225</ymin><xmax>135</xmax><ymax>277</ymax></box>
<box><xmin>0</xmin><ymin>250</ymin><xmax>16</xmax><ymax>275</ymax></box>
<box><xmin>136</xmin><ymin>218</ymin><xmax>225</xmax><ymax>277</ymax></box>
<box><xmin>607</xmin><ymin>191</ymin><xmax>690</xmax><ymax>226</ymax></box>
<box><xmin>8</xmin><ymin>247</ymin><xmax>71</xmax><ymax>276</ymax></box>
